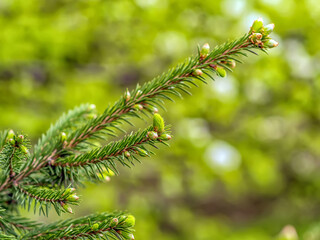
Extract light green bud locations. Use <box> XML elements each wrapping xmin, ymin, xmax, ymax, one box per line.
<box><xmin>102</xmin><ymin>168</ymin><xmax>115</xmax><ymax>177</ymax></box>
<box><xmin>124</xmin><ymin>151</ymin><xmax>131</xmax><ymax>158</ymax></box>
<box><xmin>200</xmin><ymin>43</ymin><xmax>210</xmax><ymax>58</ymax></box>
<box><xmin>61</xmin><ymin>202</ymin><xmax>73</xmax><ymax>214</ymax></box>
<box><xmin>8</xmin><ymin>138</ymin><xmax>15</xmax><ymax>145</ymax></box>
<box><xmin>133</xmin><ymin>104</ymin><xmax>143</xmax><ymax>111</ymax></box>
<box><xmin>63</xmin><ymin>188</ymin><xmax>76</xmax><ymax>197</ymax></box>
<box><xmin>123</xmin><ymin>215</ymin><xmax>136</xmax><ymax>227</ymax></box>
<box><xmin>147</xmin><ymin>131</ymin><xmax>158</xmax><ymax>140</ymax></box>
<box><xmin>193</xmin><ymin>69</ymin><xmax>203</xmax><ymax>76</ymax></box>
<box><xmin>7</xmin><ymin>130</ymin><xmax>15</xmax><ymax>140</ymax></box>
<box><xmin>91</xmin><ymin>223</ymin><xmax>99</xmax><ymax>231</ymax></box>
<box><xmin>250</xmin><ymin>17</ymin><xmax>264</xmax><ymax>33</ymax></box>
<box><xmin>16</xmin><ymin>135</ymin><xmax>24</xmax><ymax>144</ymax></box>
<box><xmin>216</xmin><ymin>67</ymin><xmax>227</xmax><ymax>78</ymax></box>
<box><xmin>124</xmin><ymin>89</ymin><xmax>131</xmax><ymax>101</ymax></box>
<box><xmin>225</xmin><ymin>60</ymin><xmax>236</xmax><ymax>68</ymax></box>
<box><xmin>263</xmin><ymin>23</ymin><xmax>275</xmax><ymax>35</ymax></box>
<box><xmin>136</xmin><ymin>147</ymin><xmax>148</xmax><ymax>157</ymax></box>
<box><xmin>160</xmin><ymin>134</ymin><xmax>172</xmax><ymax>141</ymax></box>
<box><xmin>66</xmin><ymin>194</ymin><xmax>79</xmax><ymax>202</ymax></box>
<box><xmin>136</xmin><ymin>90</ymin><xmax>143</xmax><ymax>96</ymax></box>
<box><xmin>153</xmin><ymin>113</ymin><xmax>165</xmax><ymax>134</ymax></box>
<box><xmin>264</xmin><ymin>39</ymin><xmax>279</xmax><ymax>48</ymax></box>
<box><xmin>60</xmin><ymin>132</ymin><xmax>67</xmax><ymax>142</ymax></box>
<box><xmin>110</xmin><ymin>217</ymin><xmax>119</xmax><ymax>228</ymax></box>
<box><xmin>249</xmin><ymin>33</ymin><xmax>263</xmax><ymax>45</ymax></box>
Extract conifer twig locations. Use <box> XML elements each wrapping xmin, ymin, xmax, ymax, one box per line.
<box><xmin>0</xmin><ymin>18</ymin><xmax>278</xmax><ymax>239</ymax></box>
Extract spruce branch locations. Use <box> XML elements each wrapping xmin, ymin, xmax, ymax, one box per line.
<box><xmin>0</xmin><ymin>18</ymin><xmax>278</xmax><ymax>239</ymax></box>
<box><xmin>53</xmin><ymin>126</ymin><xmax>167</xmax><ymax>167</ymax></box>
<box><xmin>0</xmin><ymin>19</ymin><xmax>278</xmax><ymax>192</ymax></box>
<box><xmin>14</xmin><ymin>186</ymin><xmax>79</xmax><ymax>216</ymax></box>
<box><xmin>60</xmin><ymin>25</ymin><xmax>277</xmax><ymax>152</ymax></box>
<box><xmin>21</xmin><ymin>212</ymin><xmax>135</xmax><ymax>240</ymax></box>
<box><xmin>0</xmin><ymin>207</ymin><xmax>39</xmax><ymax>236</ymax></box>
<box><xmin>45</xmin><ymin>120</ymin><xmax>171</xmax><ymax>186</ymax></box>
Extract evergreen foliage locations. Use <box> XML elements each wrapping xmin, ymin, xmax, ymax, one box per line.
<box><xmin>0</xmin><ymin>19</ymin><xmax>277</xmax><ymax>239</ymax></box>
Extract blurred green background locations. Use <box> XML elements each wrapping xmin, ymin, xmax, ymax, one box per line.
<box><xmin>1</xmin><ymin>0</ymin><xmax>320</xmax><ymax>239</ymax></box>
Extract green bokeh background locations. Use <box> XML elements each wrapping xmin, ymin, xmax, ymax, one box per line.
<box><xmin>1</xmin><ymin>0</ymin><xmax>320</xmax><ymax>239</ymax></box>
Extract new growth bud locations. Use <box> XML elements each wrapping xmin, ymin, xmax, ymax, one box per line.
<box><xmin>110</xmin><ymin>218</ymin><xmax>119</xmax><ymax>227</ymax></box>
<box><xmin>144</xmin><ymin>104</ymin><xmax>158</xmax><ymax>114</ymax></box>
<box><xmin>160</xmin><ymin>134</ymin><xmax>172</xmax><ymax>141</ymax></box>
<box><xmin>153</xmin><ymin>107</ymin><xmax>159</xmax><ymax>113</ymax></box>
<box><xmin>147</xmin><ymin>131</ymin><xmax>158</xmax><ymax>140</ymax></box>
<box><xmin>264</xmin><ymin>39</ymin><xmax>279</xmax><ymax>48</ymax></box>
<box><xmin>153</xmin><ymin>113</ymin><xmax>165</xmax><ymax>134</ymax></box>
<box><xmin>136</xmin><ymin>90</ymin><xmax>142</xmax><ymax>96</ymax></box>
<box><xmin>216</xmin><ymin>67</ymin><xmax>227</xmax><ymax>78</ymax></box>
<box><xmin>263</xmin><ymin>23</ymin><xmax>275</xmax><ymax>35</ymax></box>
<box><xmin>250</xmin><ymin>17</ymin><xmax>264</xmax><ymax>33</ymax></box>
<box><xmin>63</xmin><ymin>187</ymin><xmax>76</xmax><ymax>197</ymax></box>
<box><xmin>248</xmin><ymin>19</ymin><xmax>278</xmax><ymax>49</ymax></box>
<box><xmin>193</xmin><ymin>69</ymin><xmax>203</xmax><ymax>76</ymax></box>
<box><xmin>149</xmin><ymin>106</ymin><xmax>158</xmax><ymax>113</ymax></box>
<box><xmin>61</xmin><ymin>202</ymin><xmax>73</xmax><ymax>214</ymax></box>
<box><xmin>133</xmin><ymin>104</ymin><xmax>143</xmax><ymax>111</ymax></box>
<box><xmin>7</xmin><ymin>130</ymin><xmax>15</xmax><ymax>140</ymax></box>
<box><xmin>60</xmin><ymin>132</ymin><xmax>67</xmax><ymax>142</ymax></box>
<box><xmin>124</xmin><ymin>151</ymin><xmax>131</xmax><ymax>158</ymax></box>
<box><xmin>67</xmin><ymin>194</ymin><xmax>79</xmax><ymax>202</ymax></box>
<box><xmin>124</xmin><ymin>89</ymin><xmax>131</xmax><ymax>101</ymax></box>
<box><xmin>136</xmin><ymin>147</ymin><xmax>148</xmax><ymax>157</ymax></box>
<box><xmin>91</xmin><ymin>223</ymin><xmax>99</xmax><ymax>231</ymax></box>
<box><xmin>222</xmin><ymin>60</ymin><xmax>236</xmax><ymax>69</ymax></box>
<box><xmin>8</xmin><ymin>138</ymin><xmax>15</xmax><ymax>145</ymax></box>
<box><xmin>249</xmin><ymin>33</ymin><xmax>263</xmax><ymax>45</ymax></box>
<box><xmin>102</xmin><ymin>168</ymin><xmax>115</xmax><ymax>179</ymax></box>
<box><xmin>123</xmin><ymin>215</ymin><xmax>136</xmax><ymax>227</ymax></box>
<box><xmin>200</xmin><ymin>43</ymin><xmax>210</xmax><ymax>59</ymax></box>
<box><xmin>16</xmin><ymin>135</ymin><xmax>24</xmax><ymax>144</ymax></box>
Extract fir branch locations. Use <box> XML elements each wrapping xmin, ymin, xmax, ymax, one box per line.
<box><xmin>3</xmin><ymin>105</ymin><xmax>96</xmax><ymax>193</ymax></box>
<box><xmin>0</xmin><ymin>207</ymin><xmax>40</xmax><ymax>237</ymax></box>
<box><xmin>0</xmin><ymin>18</ymin><xmax>278</xmax><ymax>239</ymax></box>
<box><xmin>14</xmin><ymin>186</ymin><xmax>79</xmax><ymax>216</ymax></box>
<box><xmin>12</xmin><ymin>32</ymin><xmax>257</xmax><ymax>187</ymax></box>
<box><xmin>44</xmin><ymin>124</ymin><xmax>170</xmax><ymax>186</ymax></box>
<box><xmin>21</xmin><ymin>212</ymin><xmax>135</xmax><ymax>240</ymax></box>
<box><xmin>0</xmin><ymin>24</ymin><xmax>277</xmax><ymax>192</ymax></box>
<box><xmin>54</xmin><ymin>126</ymin><xmax>160</xmax><ymax>167</ymax></box>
